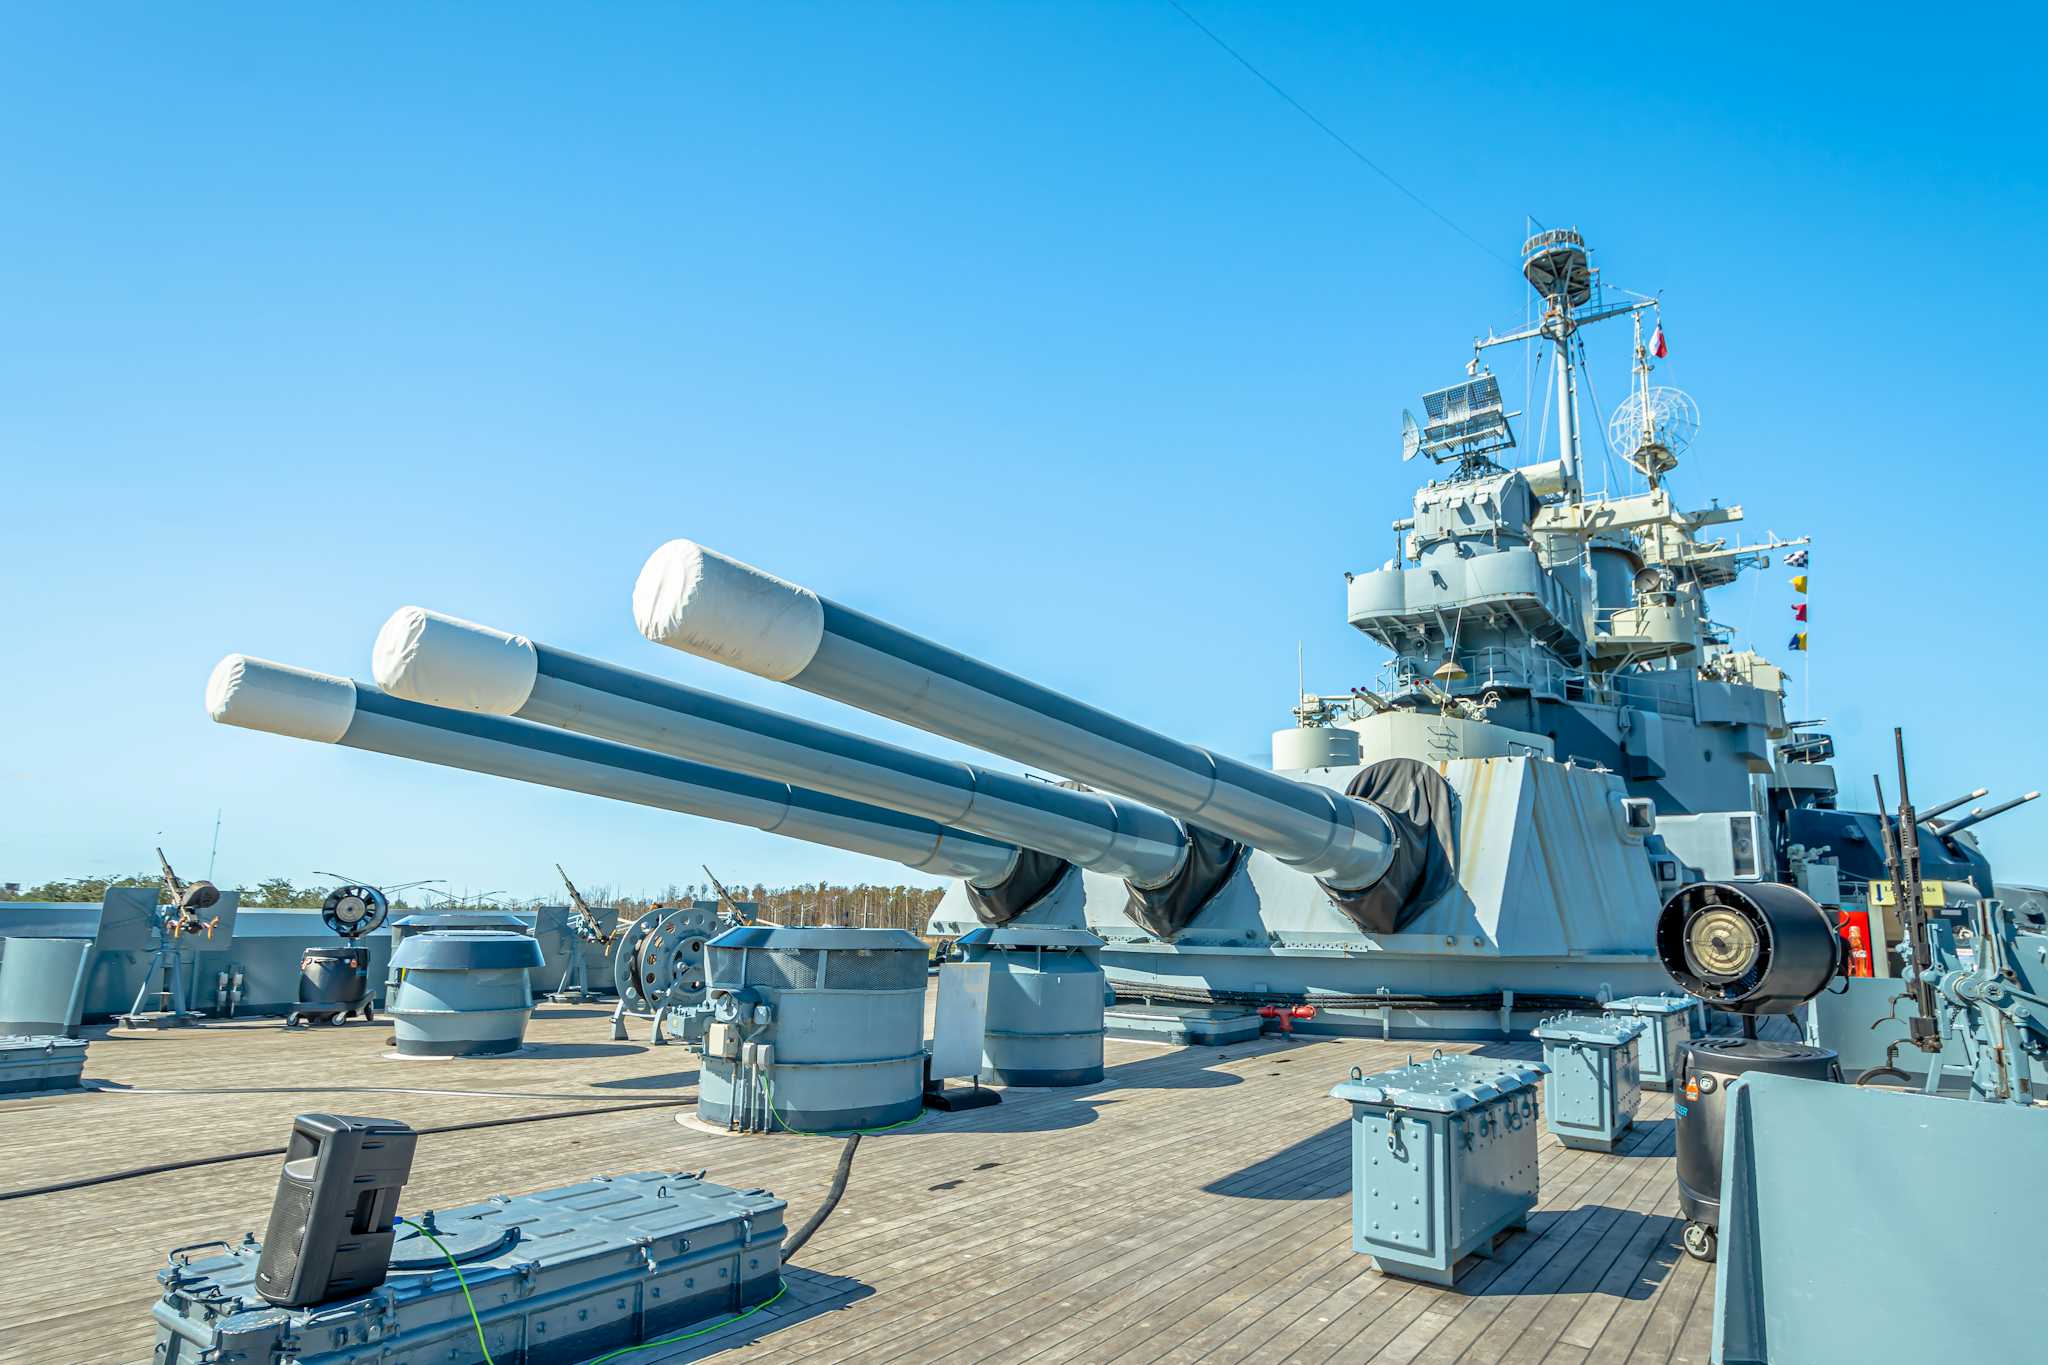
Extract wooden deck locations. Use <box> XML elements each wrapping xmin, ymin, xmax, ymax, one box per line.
<box><xmin>0</xmin><ymin>1002</ymin><xmax>1715</xmax><ymax>1364</ymax></box>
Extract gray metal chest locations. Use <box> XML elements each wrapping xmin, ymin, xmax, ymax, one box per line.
<box><xmin>1329</xmin><ymin>1053</ymin><xmax>1548</xmax><ymax>1286</ymax></box>
<box><xmin>1534</xmin><ymin>1013</ymin><xmax>1646</xmax><ymax>1151</ymax></box>
<box><xmin>152</xmin><ymin>1171</ymin><xmax>785</xmax><ymax>1364</ymax></box>
<box><xmin>1601</xmin><ymin>994</ymin><xmax>1701</xmax><ymax>1090</ymax></box>
<box><xmin>0</xmin><ymin>1033</ymin><xmax>87</xmax><ymax>1093</ymax></box>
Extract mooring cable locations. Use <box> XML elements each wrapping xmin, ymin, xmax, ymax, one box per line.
<box><xmin>0</xmin><ymin>1097</ymin><xmax>692</xmax><ymax>1202</ymax></box>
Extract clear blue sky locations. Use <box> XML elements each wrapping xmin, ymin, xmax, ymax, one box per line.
<box><xmin>4</xmin><ymin>3</ymin><xmax>2042</xmax><ymax>899</ymax></box>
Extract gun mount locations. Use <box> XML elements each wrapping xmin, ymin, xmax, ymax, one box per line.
<box><xmin>111</xmin><ymin>849</ymin><xmax>226</xmax><ymax>1030</ymax></box>
<box><xmin>156</xmin><ymin>848</ymin><xmax>221</xmax><ymax>937</ymax></box>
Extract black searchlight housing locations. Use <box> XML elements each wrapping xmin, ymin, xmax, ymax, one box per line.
<box><xmin>1656</xmin><ymin>881</ymin><xmax>1842</xmax><ymax>1015</ymax></box>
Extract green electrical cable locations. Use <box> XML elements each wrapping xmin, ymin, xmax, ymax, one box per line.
<box><xmin>396</xmin><ymin>1215</ymin><xmax>789</xmax><ymax>1365</ymax></box>
<box><xmin>761</xmin><ymin>1075</ymin><xmax>925</xmax><ymax>1136</ymax></box>
<box><xmin>582</xmin><ymin>1281</ymin><xmax>787</xmax><ymax>1363</ymax></box>
<box><xmin>395</xmin><ymin>1217</ymin><xmax>497</xmax><ymax>1365</ymax></box>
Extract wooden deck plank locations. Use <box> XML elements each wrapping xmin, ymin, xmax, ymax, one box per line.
<box><xmin>1397</xmin><ymin>1111</ymin><xmax>1672</xmax><ymax>1365</ymax></box>
<box><xmin>842</xmin><ymin>1057</ymin><xmax>1366</xmax><ymax>1362</ymax></box>
<box><xmin>0</xmin><ymin>1001</ymin><xmax>1726</xmax><ymax>1365</ymax></box>
<box><xmin>763</xmin><ymin>1047</ymin><xmax>1353</xmax><ymax>1363</ymax></box>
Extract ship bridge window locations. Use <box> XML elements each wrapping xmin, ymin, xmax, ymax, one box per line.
<box><xmin>1730</xmin><ymin>814</ymin><xmax>1759</xmax><ymax>879</ymax></box>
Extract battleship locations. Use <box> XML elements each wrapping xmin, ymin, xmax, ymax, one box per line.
<box><xmin>2</xmin><ymin>226</ymin><xmax>2040</xmax><ymax>1365</ymax></box>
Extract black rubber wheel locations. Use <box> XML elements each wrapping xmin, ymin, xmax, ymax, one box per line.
<box><xmin>1682</xmin><ymin>1221</ymin><xmax>1717</xmax><ymax>1262</ymax></box>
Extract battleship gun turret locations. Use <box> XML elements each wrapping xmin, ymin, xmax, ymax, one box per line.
<box><xmin>204</xmin><ymin>655</ymin><xmax>1038</xmax><ymax>892</ymax></box>
<box><xmin>633</xmin><ymin>542</ymin><xmax>1413</xmax><ymax>901</ymax></box>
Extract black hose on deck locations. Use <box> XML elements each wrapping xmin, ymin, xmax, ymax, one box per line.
<box><xmin>0</xmin><ymin>1098</ymin><xmax>691</xmax><ymax>1203</ymax></box>
<box><xmin>782</xmin><ymin>1135</ymin><xmax>861</xmax><ymax>1261</ymax></box>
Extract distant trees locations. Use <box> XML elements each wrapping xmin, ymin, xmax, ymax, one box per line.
<box><xmin>2</xmin><ymin>875</ymin><xmax>330</xmax><ymax>909</ymax></box>
<box><xmin>246</xmin><ymin>878</ymin><xmax>322</xmax><ymax>907</ymax></box>
<box><xmin>2</xmin><ymin>873</ymin><xmax>953</xmax><ymax>930</ymax></box>
<box><xmin>0</xmin><ymin>872</ymin><xmax>159</xmax><ymax>902</ymax></box>
<box><xmin>608</xmin><ymin>881</ymin><xmax>949</xmax><ymax>934</ymax></box>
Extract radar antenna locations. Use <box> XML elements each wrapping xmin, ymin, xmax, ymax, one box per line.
<box><xmin>1606</xmin><ymin>310</ymin><xmax>1698</xmax><ymax>486</ymax></box>
<box><xmin>1400</xmin><ymin>410</ymin><xmax>1423</xmax><ymax>462</ymax></box>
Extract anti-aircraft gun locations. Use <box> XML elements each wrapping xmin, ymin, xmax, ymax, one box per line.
<box><xmin>1853</xmin><ymin>730</ymin><xmax>2044</xmax><ymax>1099</ymax></box>
<box><xmin>113</xmin><ymin>848</ymin><xmax>224</xmax><ymax>1029</ymax></box>
<box><xmin>700</xmin><ymin>864</ymin><xmax>755</xmax><ymax>926</ymax></box>
<box><xmin>542</xmin><ymin>863</ymin><xmax>617</xmax><ymax>1004</ymax></box>
<box><xmin>1649</xmin><ymin>728</ymin><xmax>2047</xmax><ymax>1363</ymax></box>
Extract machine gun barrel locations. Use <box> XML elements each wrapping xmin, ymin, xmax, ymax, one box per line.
<box><xmin>1934</xmin><ymin>791</ymin><xmax>2040</xmax><ymax>839</ymax></box>
<box><xmin>633</xmin><ymin>541</ymin><xmax>1399</xmax><ymax>890</ymax></box>
<box><xmin>555</xmin><ymin>863</ymin><xmax>593</xmax><ymax>915</ymax></box>
<box><xmin>373</xmin><ymin>606</ymin><xmax>1189</xmax><ymax>886</ymax></box>
<box><xmin>155</xmin><ymin>846</ymin><xmax>185</xmax><ymax>899</ymax></box>
<box><xmin>1917</xmin><ymin>788</ymin><xmax>1989</xmax><ymax>823</ymax></box>
<box><xmin>206</xmin><ymin>655</ymin><xmax>1024</xmax><ymax>885</ymax></box>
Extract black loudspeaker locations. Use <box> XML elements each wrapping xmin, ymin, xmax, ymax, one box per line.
<box><xmin>254</xmin><ymin>1114</ymin><xmax>417</xmax><ymax>1308</ymax></box>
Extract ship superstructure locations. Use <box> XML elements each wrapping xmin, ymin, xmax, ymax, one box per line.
<box><xmin>193</xmin><ymin>225</ymin><xmax>2022</xmax><ymax>1040</ymax></box>
<box><xmin>919</xmin><ymin>228</ymin><xmax>1995</xmax><ymax>1032</ymax></box>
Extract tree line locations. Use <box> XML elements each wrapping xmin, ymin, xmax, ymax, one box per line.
<box><xmin>2</xmin><ymin>875</ymin><xmax>952</xmax><ymax>933</ymax></box>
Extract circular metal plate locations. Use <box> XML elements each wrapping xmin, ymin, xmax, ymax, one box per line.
<box><xmin>1685</xmin><ymin>907</ymin><xmax>1758</xmax><ymax>980</ymax></box>
<box><xmin>642</xmin><ymin>909</ymin><xmax>715</xmax><ymax>1007</ymax></box>
<box><xmin>388</xmin><ymin>1217</ymin><xmax>520</xmax><ymax>1269</ymax></box>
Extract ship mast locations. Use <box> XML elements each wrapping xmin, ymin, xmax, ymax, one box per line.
<box><xmin>1473</xmin><ymin>228</ymin><xmax>1655</xmax><ymax>500</ymax></box>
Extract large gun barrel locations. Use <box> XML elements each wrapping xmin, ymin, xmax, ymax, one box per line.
<box><xmin>633</xmin><ymin>541</ymin><xmax>1398</xmax><ymax>891</ymax></box>
<box><xmin>206</xmin><ymin>655</ymin><xmax>1024</xmax><ymax>885</ymax></box>
<box><xmin>1934</xmin><ymin>791</ymin><xmax>2040</xmax><ymax>839</ymax></box>
<box><xmin>1917</xmin><ymin>787</ymin><xmax>1989</xmax><ymax>823</ymax></box>
<box><xmin>372</xmin><ymin>607</ymin><xmax>1188</xmax><ymax>886</ymax></box>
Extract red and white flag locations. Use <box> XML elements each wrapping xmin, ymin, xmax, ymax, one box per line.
<box><xmin>1651</xmin><ymin>323</ymin><xmax>1668</xmax><ymax>359</ymax></box>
